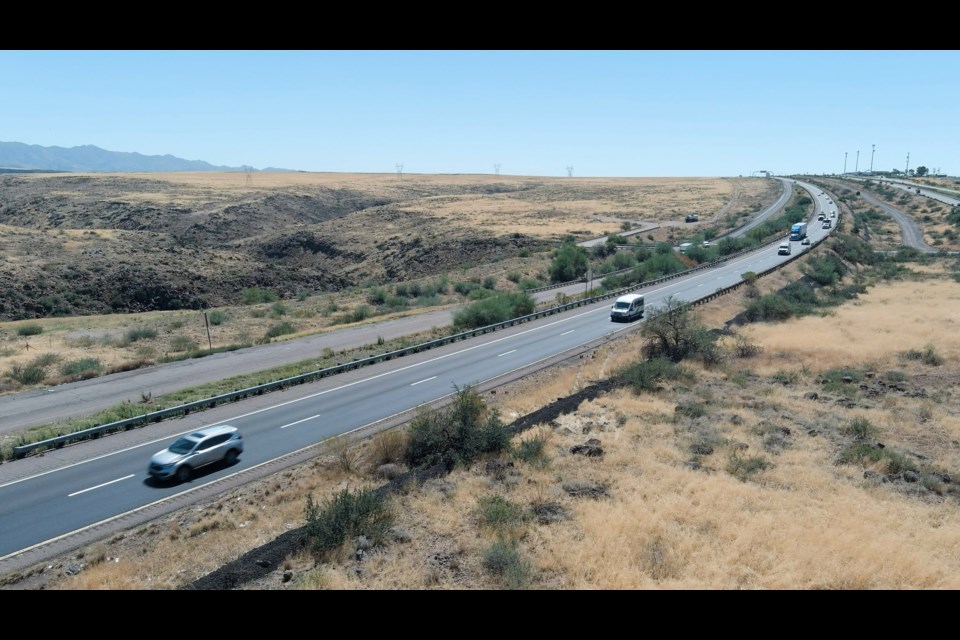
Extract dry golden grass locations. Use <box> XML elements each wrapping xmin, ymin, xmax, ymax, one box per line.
<box><xmin>19</xmin><ymin>242</ymin><xmax>960</xmax><ymax>591</ymax></box>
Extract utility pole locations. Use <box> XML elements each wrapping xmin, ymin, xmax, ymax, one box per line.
<box><xmin>855</xmin><ymin>150</ymin><xmax>860</xmax><ymax>174</ymax></box>
<box><xmin>203</xmin><ymin>312</ymin><xmax>213</xmax><ymax>350</ymax></box>
<box><xmin>844</xmin><ymin>152</ymin><xmax>848</xmax><ymax>175</ymax></box>
<box><xmin>396</xmin><ymin>163</ymin><xmax>404</xmax><ymax>180</ymax></box>
<box><xmin>494</xmin><ymin>163</ymin><xmax>500</xmax><ymax>177</ymax></box>
<box><xmin>905</xmin><ymin>152</ymin><xmax>910</xmax><ymax>176</ymax></box>
<box><xmin>870</xmin><ymin>144</ymin><xmax>875</xmax><ymax>174</ymax></box>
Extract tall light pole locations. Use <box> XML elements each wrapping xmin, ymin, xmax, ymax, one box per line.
<box><xmin>870</xmin><ymin>144</ymin><xmax>875</xmax><ymax>174</ymax></box>
<box><xmin>855</xmin><ymin>150</ymin><xmax>860</xmax><ymax>174</ymax></box>
<box><xmin>905</xmin><ymin>152</ymin><xmax>910</xmax><ymax>176</ymax></box>
<box><xmin>844</xmin><ymin>152</ymin><xmax>848</xmax><ymax>175</ymax></box>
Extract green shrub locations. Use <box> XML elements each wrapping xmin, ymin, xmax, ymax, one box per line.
<box><xmin>517</xmin><ymin>248</ymin><xmax>531</xmax><ymax>258</ymax></box>
<box><xmin>518</xmin><ymin>278</ymin><xmax>540</xmax><ymax>291</ymax></box>
<box><xmin>16</xmin><ymin>324</ymin><xmax>43</xmax><ymax>336</ymax></box>
<box><xmin>7</xmin><ymin>362</ymin><xmax>47</xmax><ymax>385</ymax></box>
<box><xmin>304</xmin><ymin>488</ymin><xmax>393</xmax><ymax>559</ymax></box>
<box><xmin>506</xmin><ymin>272</ymin><xmax>522</xmax><ymax>284</ymax></box>
<box><xmin>31</xmin><ymin>352</ymin><xmax>61</xmax><ymax>368</ymax></box>
<box><xmin>170</xmin><ymin>336</ymin><xmax>198</xmax><ymax>352</ymax></box>
<box><xmin>368</xmin><ymin>288</ymin><xmax>387</xmax><ymax>305</ymax></box>
<box><xmin>242</xmin><ymin>287</ymin><xmax>278</xmax><ymax>305</ymax></box>
<box><xmin>125</xmin><ymin>326</ymin><xmax>158</xmax><ymax>342</ymax></box>
<box><xmin>513</xmin><ymin>430</ymin><xmax>550</xmax><ymax>466</ymax></box>
<box><xmin>168</xmin><ymin>320</ymin><xmax>184</xmax><ymax>330</ymax></box>
<box><xmin>482</xmin><ymin>539</ymin><xmax>531</xmax><ymax>589</ymax></box>
<box><xmin>249</xmin><ymin>308</ymin><xmax>267</xmax><ymax>318</ymax></box>
<box><xmin>271</xmin><ymin>301</ymin><xmax>288</xmax><ymax>316</ymax></box>
<box><xmin>59</xmin><ymin>358</ymin><xmax>103</xmax><ymax>377</ymax></box>
<box><xmin>297</xmin><ymin>289</ymin><xmax>310</xmax><ymax>302</ymax></box>
<box><xmin>453</xmin><ymin>292</ymin><xmax>536</xmax><ymax>331</ymax></box>
<box><xmin>208</xmin><ymin>310</ymin><xmax>226</xmax><ymax>325</ymax></box>
<box><xmin>674</xmin><ymin>402</ymin><xmax>706</xmax><ymax>419</ymax></box>
<box><xmin>549</xmin><ymin>240</ymin><xmax>589</xmax><ymax>283</ymax></box>
<box><xmin>727</xmin><ymin>453</ymin><xmax>771</xmax><ymax>482</ymax></box>
<box><xmin>264</xmin><ymin>322</ymin><xmax>296</xmax><ymax>339</ymax></box>
<box><xmin>405</xmin><ymin>386</ymin><xmax>510</xmax><ymax>468</ymax></box>
<box><xmin>839</xmin><ymin>443</ymin><xmax>917</xmax><ymax>474</ymax></box>
<box><xmin>482</xmin><ymin>276</ymin><xmax>497</xmax><ymax>290</ymax></box>
<box><xmin>901</xmin><ymin>344</ymin><xmax>943</xmax><ymax>366</ymax></box>
<box><xmin>477</xmin><ymin>495</ymin><xmax>524</xmax><ymax>532</ymax></box>
<box><xmin>846</xmin><ymin>417</ymin><xmax>877</xmax><ymax>440</ymax></box>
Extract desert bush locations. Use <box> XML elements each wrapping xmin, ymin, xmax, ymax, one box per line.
<box><xmin>477</xmin><ymin>495</ymin><xmax>524</xmax><ymax>532</ymax></box>
<box><xmin>731</xmin><ymin>334</ymin><xmax>763</xmax><ymax>358</ymax></box>
<box><xmin>208</xmin><ymin>310</ymin><xmax>226</xmax><ymax>325</ymax></box>
<box><xmin>901</xmin><ymin>344</ymin><xmax>944</xmax><ymax>366</ymax></box>
<box><xmin>482</xmin><ymin>276</ymin><xmax>497</xmax><ymax>290</ymax></box>
<box><xmin>168</xmin><ymin>320</ymin><xmax>184</xmax><ymax>330</ymax></box>
<box><xmin>170</xmin><ymin>336</ymin><xmax>198</xmax><ymax>352</ymax></box>
<box><xmin>367</xmin><ymin>288</ymin><xmax>387</xmax><ymax>305</ymax></box>
<box><xmin>271</xmin><ymin>301</ymin><xmax>288</xmax><ymax>317</ymax></box>
<box><xmin>839</xmin><ymin>443</ymin><xmax>917</xmax><ymax>474</ymax></box>
<box><xmin>404</xmin><ymin>386</ymin><xmax>510</xmax><ymax>468</ymax></box>
<box><xmin>674</xmin><ymin>402</ymin><xmax>706</xmax><ymax>419</ymax></box>
<box><xmin>264</xmin><ymin>322</ymin><xmax>296</xmax><ymax>339</ymax></box>
<box><xmin>518</xmin><ymin>278</ymin><xmax>540</xmax><ymax>291</ymax></box>
<box><xmin>482</xmin><ymin>539</ymin><xmax>531</xmax><ymax>589</ymax></box>
<box><xmin>16</xmin><ymin>324</ymin><xmax>43</xmax><ymax>336</ymax></box>
<box><xmin>641</xmin><ymin>296</ymin><xmax>717</xmax><ymax>362</ymax></box>
<box><xmin>453</xmin><ymin>292</ymin><xmax>535</xmax><ymax>331</ymax></box>
<box><xmin>727</xmin><ymin>453</ymin><xmax>771</xmax><ymax>482</ymax></box>
<box><xmin>846</xmin><ymin>417</ymin><xmax>877</xmax><ymax>440</ymax></box>
<box><xmin>297</xmin><ymin>289</ymin><xmax>310</xmax><ymax>302</ymax></box>
<box><xmin>506</xmin><ymin>272</ymin><xmax>522</xmax><ymax>284</ymax></box>
<box><xmin>125</xmin><ymin>326</ymin><xmax>157</xmax><ymax>342</ymax></box>
<box><xmin>618</xmin><ymin>357</ymin><xmax>693</xmax><ymax>393</ymax></box>
<box><xmin>7</xmin><ymin>362</ymin><xmax>47</xmax><ymax>385</ymax></box>
<box><xmin>370</xmin><ymin>430</ymin><xmax>408</xmax><ymax>466</ymax></box>
<box><xmin>304</xmin><ymin>489</ymin><xmax>394</xmax><ymax>559</ymax></box>
<box><xmin>513</xmin><ymin>429</ymin><xmax>551</xmax><ymax>466</ymax></box>
<box><xmin>242</xmin><ymin>287</ymin><xmax>278</xmax><ymax>305</ymax></box>
<box><xmin>59</xmin><ymin>358</ymin><xmax>103</xmax><ymax>377</ymax></box>
<box><xmin>30</xmin><ymin>352</ymin><xmax>61</xmax><ymax>368</ymax></box>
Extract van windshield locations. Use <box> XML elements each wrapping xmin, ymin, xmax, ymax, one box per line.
<box><xmin>613</xmin><ymin>301</ymin><xmax>631</xmax><ymax>310</ymax></box>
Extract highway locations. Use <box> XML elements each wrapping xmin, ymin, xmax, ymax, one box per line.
<box><xmin>0</xmin><ymin>181</ymin><xmax>835</xmax><ymax>568</ymax></box>
<box><xmin>0</xmin><ymin>177</ymin><xmax>785</xmax><ymax>436</ymax></box>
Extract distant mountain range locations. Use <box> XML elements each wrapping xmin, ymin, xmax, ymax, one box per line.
<box><xmin>0</xmin><ymin>141</ymin><xmax>291</xmax><ymax>173</ymax></box>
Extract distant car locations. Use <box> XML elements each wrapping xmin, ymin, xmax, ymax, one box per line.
<box><xmin>684</xmin><ymin>214</ymin><xmax>698</xmax><ymax>223</ymax></box>
<box><xmin>148</xmin><ymin>425</ymin><xmax>244</xmax><ymax>483</ymax></box>
<box><xmin>818</xmin><ymin>214</ymin><xmax>825</xmax><ymax>221</ymax></box>
<box><xmin>801</xmin><ymin>237</ymin><xmax>811</xmax><ymax>245</ymax></box>
<box><xmin>702</xmin><ymin>240</ymin><xmax>712</xmax><ymax>247</ymax></box>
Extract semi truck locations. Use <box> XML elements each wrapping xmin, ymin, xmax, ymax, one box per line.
<box><xmin>789</xmin><ymin>221</ymin><xmax>808</xmax><ymax>241</ymax></box>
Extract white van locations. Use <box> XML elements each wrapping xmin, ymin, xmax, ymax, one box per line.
<box><xmin>778</xmin><ymin>242</ymin><xmax>791</xmax><ymax>256</ymax></box>
<box><xmin>610</xmin><ymin>294</ymin><xmax>644</xmax><ymax>322</ymax></box>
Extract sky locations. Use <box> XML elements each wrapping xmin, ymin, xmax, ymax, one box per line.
<box><xmin>1</xmin><ymin>50</ymin><xmax>956</xmax><ymax>177</ymax></box>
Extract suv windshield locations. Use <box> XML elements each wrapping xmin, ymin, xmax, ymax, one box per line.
<box><xmin>169</xmin><ymin>437</ymin><xmax>198</xmax><ymax>454</ymax></box>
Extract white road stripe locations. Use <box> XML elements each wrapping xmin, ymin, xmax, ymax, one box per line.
<box><xmin>280</xmin><ymin>414</ymin><xmax>321</xmax><ymax>430</ymax></box>
<box><xmin>497</xmin><ymin>350</ymin><xmax>517</xmax><ymax>357</ymax></box>
<box><xmin>411</xmin><ymin>376</ymin><xmax>437</xmax><ymax>386</ymax></box>
<box><xmin>68</xmin><ymin>474</ymin><xmax>134</xmax><ymax>497</ymax></box>
<box><xmin>561</xmin><ymin>330</ymin><xmax>575</xmax><ymax>335</ymax></box>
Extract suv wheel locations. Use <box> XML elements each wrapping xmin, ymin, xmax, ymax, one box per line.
<box><xmin>176</xmin><ymin>465</ymin><xmax>191</xmax><ymax>483</ymax></box>
<box><xmin>224</xmin><ymin>449</ymin><xmax>239</xmax><ymax>466</ymax></box>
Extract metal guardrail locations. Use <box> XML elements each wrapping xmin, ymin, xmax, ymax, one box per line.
<box><xmin>12</xmin><ymin>218</ymin><xmax>817</xmax><ymax>459</ymax></box>
<box><xmin>12</xmin><ymin>280</ymin><xmax>652</xmax><ymax>459</ymax></box>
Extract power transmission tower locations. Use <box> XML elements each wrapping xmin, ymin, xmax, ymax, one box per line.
<box><xmin>566</xmin><ymin>165</ymin><xmax>573</xmax><ymax>177</ymax></box>
<box><xmin>844</xmin><ymin>152</ymin><xmax>848</xmax><ymax>175</ymax></box>
<box><xmin>905</xmin><ymin>153</ymin><xmax>910</xmax><ymax>175</ymax></box>
<box><xmin>870</xmin><ymin>144</ymin><xmax>875</xmax><ymax>173</ymax></box>
<box><xmin>243</xmin><ymin>165</ymin><xmax>253</xmax><ymax>187</ymax></box>
<box><xmin>396</xmin><ymin>163</ymin><xmax>404</xmax><ymax>180</ymax></box>
<box><xmin>494</xmin><ymin>163</ymin><xmax>500</xmax><ymax>177</ymax></box>
<box><xmin>855</xmin><ymin>150</ymin><xmax>860</xmax><ymax>174</ymax></box>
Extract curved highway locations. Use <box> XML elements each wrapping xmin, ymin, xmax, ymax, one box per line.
<box><xmin>0</xmin><ymin>181</ymin><xmax>835</xmax><ymax>569</ymax></box>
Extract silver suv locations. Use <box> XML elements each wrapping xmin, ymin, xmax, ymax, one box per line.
<box><xmin>148</xmin><ymin>425</ymin><xmax>244</xmax><ymax>483</ymax></box>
